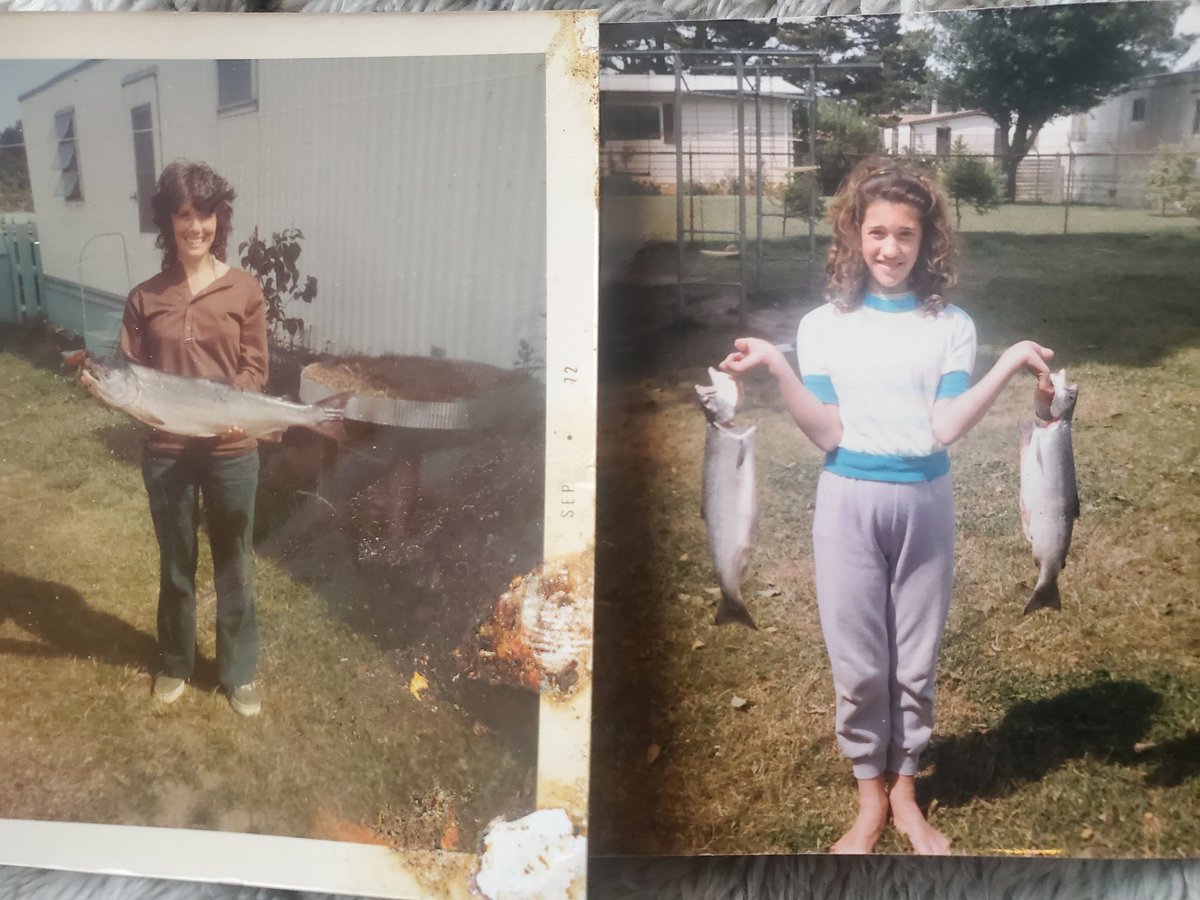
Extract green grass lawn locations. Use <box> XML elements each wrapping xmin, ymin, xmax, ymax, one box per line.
<box><xmin>601</xmin><ymin>197</ymin><xmax>1199</xmax><ymax>293</ymax></box>
<box><xmin>590</xmin><ymin>227</ymin><xmax>1200</xmax><ymax>858</ymax></box>
<box><xmin>602</xmin><ymin>195</ymin><xmax>1197</xmax><ymax>252</ymax></box>
<box><xmin>0</xmin><ymin>329</ymin><xmax>535</xmax><ymax>848</ymax></box>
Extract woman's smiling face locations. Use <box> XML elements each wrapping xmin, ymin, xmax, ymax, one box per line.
<box><xmin>860</xmin><ymin>199</ymin><xmax>922</xmax><ymax>295</ymax></box>
<box><xmin>171</xmin><ymin>200</ymin><xmax>217</xmax><ymax>267</ymax></box>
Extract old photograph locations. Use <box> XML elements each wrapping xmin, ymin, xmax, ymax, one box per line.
<box><xmin>0</xmin><ymin>12</ymin><xmax>597</xmax><ymax>899</ymax></box>
<box><xmin>590</xmin><ymin>3</ymin><xmax>1200</xmax><ymax>860</ymax></box>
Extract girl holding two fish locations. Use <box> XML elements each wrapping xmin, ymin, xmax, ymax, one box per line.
<box><xmin>84</xmin><ymin>161</ymin><xmax>267</xmax><ymax>717</ymax></box>
<box><xmin>721</xmin><ymin>158</ymin><xmax>1054</xmax><ymax>854</ymax></box>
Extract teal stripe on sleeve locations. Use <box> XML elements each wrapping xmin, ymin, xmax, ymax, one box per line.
<box><xmin>936</xmin><ymin>370</ymin><xmax>970</xmax><ymax>399</ymax></box>
<box><xmin>802</xmin><ymin>374</ymin><xmax>838</xmax><ymax>404</ymax></box>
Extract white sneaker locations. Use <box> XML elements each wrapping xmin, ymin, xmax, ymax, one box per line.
<box><xmin>229</xmin><ymin>683</ymin><xmax>262</xmax><ymax>717</ymax></box>
<box><xmin>153</xmin><ymin>675</ymin><xmax>185</xmax><ymax>704</ymax></box>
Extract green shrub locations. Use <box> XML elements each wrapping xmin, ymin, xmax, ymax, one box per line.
<box><xmin>795</xmin><ymin>99</ymin><xmax>882</xmax><ymax>195</ymax></box>
<box><xmin>782</xmin><ymin>175</ymin><xmax>826</xmax><ymax>222</ymax></box>
<box><xmin>1143</xmin><ymin>144</ymin><xmax>1199</xmax><ymax>216</ymax></box>
<box><xmin>238</xmin><ymin>227</ymin><xmax>319</xmax><ymax>348</ymax></box>
<box><xmin>941</xmin><ymin>139</ymin><xmax>1002</xmax><ymax>228</ymax></box>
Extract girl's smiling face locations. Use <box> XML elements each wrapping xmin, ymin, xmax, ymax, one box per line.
<box><xmin>860</xmin><ymin>200</ymin><xmax>922</xmax><ymax>295</ymax></box>
<box><xmin>171</xmin><ymin>200</ymin><xmax>217</xmax><ymax>267</ymax></box>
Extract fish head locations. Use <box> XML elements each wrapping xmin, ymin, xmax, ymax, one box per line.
<box><xmin>82</xmin><ymin>357</ymin><xmax>140</xmax><ymax>410</ymax></box>
<box><xmin>1048</xmin><ymin>369</ymin><xmax>1078</xmax><ymax>421</ymax></box>
<box><xmin>695</xmin><ymin>366</ymin><xmax>740</xmax><ymax>425</ymax></box>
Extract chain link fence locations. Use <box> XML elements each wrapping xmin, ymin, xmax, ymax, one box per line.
<box><xmin>601</xmin><ymin>146</ymin><xmax>1199</xmax><ymax>243</ymax></box>
<box><xmin>600</xmin><ymin>145</ymin><xmax>1200</xmax><ymax>310</ymax></box>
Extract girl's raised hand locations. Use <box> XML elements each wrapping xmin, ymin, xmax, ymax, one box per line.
<box><xmin>719</xmin><ymin>337</ymin><xmax>784</xmax><ymax>378</ymax></box>
<box><xmin>1000</xmin><ymin>340</ymin><xmax>1056</xmax><ymax>422</ymax></box>
<box><xmin>1001</xmin><ymin>340</ymin><xmax>1054</xmax><ymax>377</ymax></box>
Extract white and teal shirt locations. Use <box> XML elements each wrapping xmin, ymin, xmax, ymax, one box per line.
<box><xmin>797</xmin><ymin>292</ymin><xmax>976</xmax><ymax>483</ymax></box>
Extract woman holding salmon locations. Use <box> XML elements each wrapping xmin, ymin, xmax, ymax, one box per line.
<box><xmin>85</xmin><ymin>161</ymin><xmax>267</xmax><ymax>717</ymax></box>
<box><xmin>721</xmin><ymin>158</ymin><xmax>1053</xmax><ymax>854</ymax></box>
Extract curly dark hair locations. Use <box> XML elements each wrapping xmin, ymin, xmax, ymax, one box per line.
<box><xmin>825</xmin><ymin>157</ymin><xmax>956</xmax><ymax>313</ymax></box>
<box><xmin>151</xmin><ymin>161</ymin><xmax>236</xmax><ymax>271</ymax></box>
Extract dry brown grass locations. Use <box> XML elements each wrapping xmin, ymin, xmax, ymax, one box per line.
<box><xmin>0</xmin><ymin>325</ymin><xmax>536</xmax><ymax>849</ymax></box>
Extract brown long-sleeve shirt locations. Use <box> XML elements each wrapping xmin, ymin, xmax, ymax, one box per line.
<box><xmin>120</xmin><ymin>263</ymin><xmax>268</xmax><ymax>457</ymax></box>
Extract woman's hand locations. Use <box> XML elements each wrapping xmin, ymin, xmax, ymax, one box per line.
<box><xmin>218</xmin><ymin>426</ymin><xmax>247</xmax><ymax>442</ymax></box>
<box><xmin>79</xmin><ymin>369</ymin><xmax>106</xmax><ymax>405</ymax></box>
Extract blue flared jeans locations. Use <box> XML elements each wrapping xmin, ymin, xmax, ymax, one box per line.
<box><xmin>142</xmin><ymin>448</ymin><xmax>259</xmax><ymax>690</ymax></box>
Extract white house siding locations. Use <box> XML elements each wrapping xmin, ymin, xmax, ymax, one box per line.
<box><xmin>882</xmin><ymin>113</ymin><xmax>999</xmax><ymax>157</ymax></box>
<box><xmin>601</xmin><ymin>76</ymin><xmax>798</xmax><ymax>190</ymax></box>
<box><xmin>1034</xmin><ymin>117</ymin><xmax>1073</xmax><ymax>155</ymax></box>
<box><xmin>22</xmin><ymin>62</ymin><xmax>168</xmax><ymax>306</ymax></box>
<box><xmin>1069</xmin><ymin>70</ymin><xmax>1200</xmax><ymax>206</ymax></box>
<box><xmin>882</xmin><ymin>110</ymin><xmax>1078</xmax><ymax>203</ymax></box>
<box><xmin>21</xmin><ymin>56</ymin><xmax>546</xmax><ymax>368</ymax></box>
<box><xmin>883</xmin><ymin>112</ymin><xmax>1073</xmax><ymax>159</ymax></box>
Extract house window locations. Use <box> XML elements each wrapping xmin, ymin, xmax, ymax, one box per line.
<box><xmin>131</xmin><ymin>104</ymin><xmax>157</xmax><ymax>233</ymax></box>
<box><xmin>600</xmin><ymin>102</ymin><xmax>662</xmax><ymax>141</ymax></box>
<box><xmin>1131</xmin><ymin>97</ymin><xmax>1146</xmax><ymax>123</ymax></box>
<box><xmin>217</xmin><ymin>60</ymin><xmax>257</xmax><ymax>114</ymax></box>
<box><xmin>935</xmin><ymin>126</ymin><xmax>951</xmax><ymax>157</ymax></box>
<box><xmin>53</xmin><ymin>108</ymin><xmax>82</xmax><ymax>201</ymax></box>
<box><xmin>662</xmin><ymin>103</ymin><xmax>675</xmax><ymax>145</ymax></box>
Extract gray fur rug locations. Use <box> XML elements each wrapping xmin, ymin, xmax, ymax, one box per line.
<box><xmin>0</xmin><ymin>0</ymin><xmax>1092</xmax><ymax>17</ymax></box>
<box><xmin>4</xmin><ymin>856</ymin><xmax>1200</xmax><ymax>899</ymax></box>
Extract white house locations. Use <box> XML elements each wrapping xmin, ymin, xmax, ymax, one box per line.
<box><xmin>881</xmin><ymin>107</ymin><xmax>1073</xmax><ymax>158</ymax></box>
<box><xmin>882</xmin><ymin>108</ymin><xmax>1001</xmax><ymax>157</ymax></box>
<box><xmin>1067</xmin><ymin>67</ymin><xmax>1200</xmax><ymax>206</ymax></box>
<box><xmin>18</xmin><ymin>56</ymin><xmax>547</xmax><ymax>367</ymax></box>
<box><xmin>599</xmin><ymin>71</ymin><xmax>804</xmax><ymax>192</ymax></box>
<box><xmin>881</xmin><ymin>106</ymin><xmax>1074</xmax><ymax>202</ymax></box>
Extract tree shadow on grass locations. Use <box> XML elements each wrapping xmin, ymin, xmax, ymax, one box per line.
<box><xmin>1141</xmin><ymin>731</ymin><xmax>1200</xmax><ymax>788</ymax></box>
<box><xmin>920</xmin><ymin>675</ymin><xmax>1166</xmax><ymax>808</ymax></box>
<box><xmin>588</xmin><ymin>402</ymin><xmax>678</xmax><ymax>855</ymax></box>
<box><xmin>959</xmin><ymin>233</ymin><xmax>1200</xmax><ymax>370</ymax></box>
<box><xmin>0</xmin><ymin>570</ymin><xmax>157</xmax><ymax>672</ymax></box>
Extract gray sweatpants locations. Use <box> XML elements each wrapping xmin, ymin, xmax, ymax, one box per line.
<box><xmin>811</xmin><ymin>471</ymin><xmax>955</xmax><ymax>780</ymax></box>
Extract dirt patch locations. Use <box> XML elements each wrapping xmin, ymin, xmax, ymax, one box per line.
<box><xmin>303</xmin><ymin>355</ymin><xmax>533</xmax><ymax>403</ymax></box>
<box><xmin>257</xmin><ymin>415</ymin><xmax>546</xmax><ymax>767</ymax></box>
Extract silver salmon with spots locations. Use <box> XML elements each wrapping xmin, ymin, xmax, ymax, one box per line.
<box><xmin>81</xmin><ymin>357</ymin><xmax>348</xmax><ymax>439</ymax></box>
<box><xmin>1019</xmin><ymin>368</ymin><xmax>1079</xmax><ymax>614</ymax></box>
<box><xmin>696</xmin><ymin>368</ymin><xmax>757</xmax><ymax>629</ymax></box>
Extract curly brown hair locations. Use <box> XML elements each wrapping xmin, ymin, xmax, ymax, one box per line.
<box><xmin>825</xmin><ymin>157</ymin><xmax>956</xmax><ymax>313</ymax></box>
<box><xmin>151</xmin><ymin>161</ymin><xmax>237</xmax><ymax>271</ymax></box>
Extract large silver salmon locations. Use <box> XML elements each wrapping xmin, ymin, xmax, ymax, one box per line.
<box><xmin>82</xmin><ymin>357</ymin><xmax>347</xmax><ymax>439</ymax></box>
<box><xmin>697</xmin><ymin>368</ymin><xmax>758</xmax><ymax>629</ymax></box>
<box><xmin>1019</xmin><ymin>369</ymin><xmax>1079</xmax><ymax>614</ymax></box>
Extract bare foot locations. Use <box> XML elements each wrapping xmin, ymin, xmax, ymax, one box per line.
<box><xmin>888</xmin><ymin>774</ymin><xmax>951</xmax><ymax>855</ymax></box>
<box><xmin>830</xmin><ymin>776</ymin><xmax>889</xmax><ymax>854</ymax></box>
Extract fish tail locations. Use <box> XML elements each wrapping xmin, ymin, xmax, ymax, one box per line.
<box><xmin>1024</xmin><ymin>578</ymin><xmax>1062</xmax><ymax>615</ymax></box>
<box><xmin>715</xmin><ymin>591</ymin><xmax>757</xmax><ymax>630</ymax></box>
